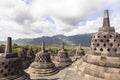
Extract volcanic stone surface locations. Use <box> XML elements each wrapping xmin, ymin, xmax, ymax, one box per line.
<box><xmin>56</xmin><ymin>43</ymin><xmax>72</xmax><ymax>67</ymax></box>
<box><xmin>0</xmin><ymin>37</ymin><xmax>30</xmax><ymax>80</ymax></box>
<box><xmin>78</xmin><ymin>10</ymin><xmax>120</xmax><ymax>80</ymax></box>
<box><xmin>75</xmin><ymin>45</ymin><xmax>85</xmax><ymax>57</ymax></box>
<box><xmin>27</xmin><ymin>41</ymin><xmax>58</xmax><ymax>78</ymax></box>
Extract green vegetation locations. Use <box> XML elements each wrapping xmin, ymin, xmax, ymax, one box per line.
<box><xmin>82</xmin><ymin>47</ymin><xmax>90</xmax><ymax>53</ymax></box>
<box><xmin>0</xmin><ymin>44</ymin><xmax>5</xmax><ymax>53</ymax></box>
<box><xmin>0</xmin><ymin>43</ymin><xmax>90</xmax><ymax>55</ymax></box>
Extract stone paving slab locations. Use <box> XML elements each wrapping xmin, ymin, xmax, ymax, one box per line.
<box><xmin>63</xmin><ymin>70</ymin><xmax>83</xmax><ymax>80</ymax></box>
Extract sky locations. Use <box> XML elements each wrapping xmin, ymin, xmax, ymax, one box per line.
<box><xmin>0</xmin><ymin>0</ymin><xmax>120</xmax><ymax>41</ymax></box>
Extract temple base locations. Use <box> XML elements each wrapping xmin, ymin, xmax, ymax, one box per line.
<box><xmin>27</xmin><ymin>62</ymin><xmax>58</xmax><ymax>77</ymax></box>
<box><xmin>78</xmin><ymin>61</ymin><xmax>120</xmax><ymax>80</ymax></box>
<box><xmin>98</xmin><ymin>27</ymin><xmax>115</xmax><ymax>32</ymax></box>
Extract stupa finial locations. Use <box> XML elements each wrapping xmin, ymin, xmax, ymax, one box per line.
<box><xmin>5</xmin><ymin>37</ymin><xmax>12</xmax><ymax>53</ymax></box>
<box><xmin>102</xmin><ymin>10</ymin><xmax>110</xmax><ymax>28</ymax></box>
<box><xmin>61</xmin><ymin>42</ymin><xmax>64</xmax><ymax>49</ymax></box>
<box><xmin>41</xmin><ymin>41</ymin><xmax>45</xmax><ymax>51</ymax></box>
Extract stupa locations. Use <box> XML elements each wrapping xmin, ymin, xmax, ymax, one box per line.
<box><xmin>68</xmin><ymin>49</ymin><xmax>76</xmax><ymax>57</ymax></box>
<box><xmin>78</xmin><ymin>10</ymin><xmax>120</xmax><ymax>80</ymax></box>
<box><xmin>27</xmin><ymin>41</ymin><xmax>58</xmax><ymax>77</ymax></box>
<box><xmin>57</xmin><ymin>43</ymin><xmax>72</xmax><ymax>67</ymax></box>
<box><xmin>0</xmin><ymin>37</ymin><xmax>30</xmax><ymax>80</ymax></box>
<box><xmin>21</xmin><ymin>48</ymin><xmax>35</xmax><ymax>69</ymax></box>
<box><xmin>76</xmin><ymin>45</ymin><xmax>85</xmax><ymax>57</ymax></box>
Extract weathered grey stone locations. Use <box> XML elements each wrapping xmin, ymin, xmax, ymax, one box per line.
<box><xmin>78</xmin><ymin>10</ymin><xmax>120</xmax><ymax>80</ymax></box>
<box><xmin>21</xmin><ymin>47</ymin><xmax>35</xmax><ymax>69</ymax></box>
<box><xmin>0</xmin><ymin>37</ymin><xmax>30</xmax><ymax>80</ymax></box>
<box><xmin>56</xmin><ymin>43</ymin><xmax>72</xmax><ymax>67</ymax></box>
<box><xmin>76</xmin><ymin>45</ymin><xmax>85</xmax><ymax>57</ymax></box>
<box><xmin>5</xmin><ymin>37</ymin><xmax>12</xmax><ymax>53</ymax></box>
<box><xmin>27</xmin><ymin>41</ymin><xmax>58</xmax><ymax>78</ymax></box>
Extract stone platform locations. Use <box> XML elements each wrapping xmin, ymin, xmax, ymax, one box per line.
<box><xmin>26</xmin><ymin>58</ymin><xmax>83</xmax><ymax>80</ymax></box>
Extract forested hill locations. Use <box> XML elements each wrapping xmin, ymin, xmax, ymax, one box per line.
<box><xmin>0</xmin><ymin>33</ymin><xmax>93</xmax><ymax>47</ymax></box>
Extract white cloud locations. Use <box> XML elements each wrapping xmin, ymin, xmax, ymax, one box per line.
<box><xmin>65</xmin><ymin>17</ymin><xmax>102</xmax><ymax>36</ymax></box>
<box><xmin>30</xmin><ymin>0</ymin><xmax>106</xmax><ymax>24</ymax></box>
<box><xmin>0</xmin><ymin>0</ymin><xmax>120</xmax><ymax>40</ymax></box>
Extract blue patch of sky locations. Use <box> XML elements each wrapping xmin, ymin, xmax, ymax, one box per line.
<box><xmin>44</xmin><ymin>16</ymin><xmax>55</xmax><ymax>24</ymax></box>
<box><xmin>43</xmin><ymin>16</ymin><xmax>56</xmax><ymax>30</ymax></box>
<box><xmin>87</xmin><ymin>9</ymin><xmax>113</xmax><ymax>21</ymax></box>
<box><xmin>78</xmin><ymin>11</ymin><xmax>103</xmax><ymax>26</ymax></box>
<box><xmin>78</xmin><ymin>21</ymin><xmax>86</xmax><ymax>26</ymax></box>
<box><xmin>78</xmin><ymin>9</ymin><xmax>113</xmax><ymax>27</ymax></box>
<box><xmin>22</xmin><ymin>0</ymin><xmax>32</xmax><ymax>5</ymax></box>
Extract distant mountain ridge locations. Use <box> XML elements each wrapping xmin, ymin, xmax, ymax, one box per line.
<box><xmin>0</xmin><ymin>33</ymin><xmax>93</xmax><ymax>47</ymax></box>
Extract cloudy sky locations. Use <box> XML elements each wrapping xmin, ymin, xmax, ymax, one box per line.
<box><xmin>0</xmin><ymin>0</ymin><xmax>120</xmax><ymax>41</ymax></box>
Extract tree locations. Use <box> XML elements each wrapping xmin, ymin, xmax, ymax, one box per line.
<box><xmin>13</xmin><ymin>43</ymin><xmax>20</xmax><ymax>49</ymax></box>
<box><xmin>0</xmin><ymin>44</ymin><xmax>5</xmax><ymax>53</ymax></box>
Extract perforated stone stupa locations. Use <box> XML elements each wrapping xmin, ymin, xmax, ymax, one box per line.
<box><xmin>76</xmin><ymin>45</ymin><xmax>85</xmax><ymax>57</ymax></box>
<box><xmin>27</xmin><ymin>41</ymin><xmax>58</xmax><ymax>77</ymax></box>
<box><xmin>21</xmin><ymin>47</ymin><xmax>35</xmax><ymax>69</ymax></box>
<box><xmin>57</xmin><ymin>43</ymin><xmax>72</xmax><ymax>67</ymax></box>
<box><xmin>78</xmin><ymin>10</ymin><xmax>120</xmax><ymax>80</ymax></box>
<box><xmin>0</xmin><ymin>37</ymin><xmax>30</xmax><ymax>80</ymax></box>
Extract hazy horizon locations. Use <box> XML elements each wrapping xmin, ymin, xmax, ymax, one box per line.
<box><xmin>0</xmin><ymin>33</ymin><xmax>93</xmax><ymax>41</ymax></box>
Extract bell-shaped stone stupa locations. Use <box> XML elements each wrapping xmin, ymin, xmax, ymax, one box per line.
<box><xmin>57</xmin><ymin>43</ymin><xmax>72</xmax><ymax>67</ymax></box>
<box><xmin>76</xmin><ymin>45</ymin><xmax>85</xmax><ymax>57</ymax></box>
<box><xmin>78</xmin><ymin>10</ymin><xmax>120</xmax><ymax>80</ymax></box>
<box><xmin>0</xmin><ymin>37</ymin><xmax>30</xmax><ymax>80</ymax></box>
<box><xmin>27</xmin><ymin>41</ymin><xmax>58</xmax><ymax>78</ymax></box>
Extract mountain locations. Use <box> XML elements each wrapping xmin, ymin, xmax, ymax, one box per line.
<box><xmin>0</xmin><ymin>33</ymin><xmax>93</xmax><ymax>47</ymax></box>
